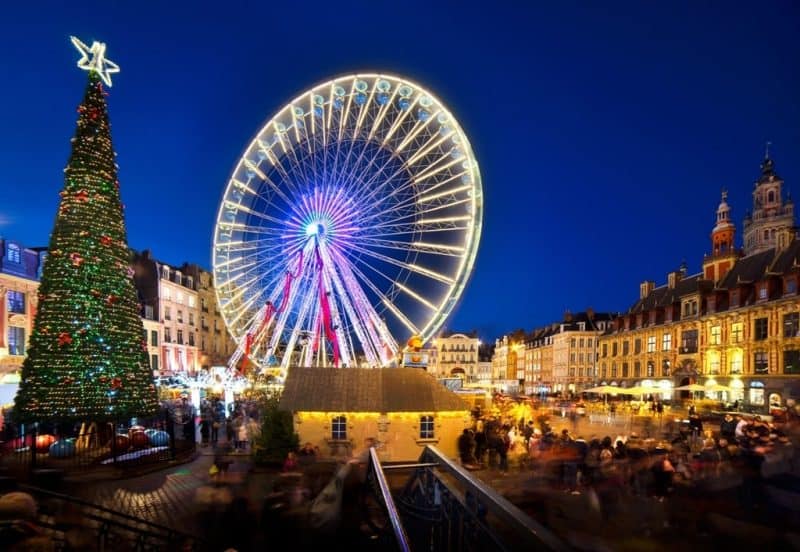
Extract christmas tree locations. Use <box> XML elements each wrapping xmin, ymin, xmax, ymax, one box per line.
<box><xmin>14</xmin><ymin>39</ymin><xmax>158</xmax><ymax>423</ymax></box>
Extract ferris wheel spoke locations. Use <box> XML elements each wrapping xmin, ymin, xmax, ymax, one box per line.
<box><xmin>336</xmin><ymin>241</ymin><xmax>453</xmax><ymax>285</ymax></box>
<box><xmin>337</xmin><ymin>252</ymin><xmax>420</xmax><ymax>337</ymax></box>
<box><xmin>353</xmin><ymin>236</ymin><xmax>465</xmax><ymax>257</ymax></box>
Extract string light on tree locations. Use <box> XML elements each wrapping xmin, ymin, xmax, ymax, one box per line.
<box><xmin>14</xmin><ymin>37</ymin><xmax>158</xmax><ymax>422</ymax></box>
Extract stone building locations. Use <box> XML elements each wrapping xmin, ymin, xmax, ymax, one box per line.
<box><xmin>429</xmin><ymin>332</ymin><xmax>479</xmax><ymax>381</ymax></box>
<box><xmin>0</xmin><ymin>239</ymin><xmax>45</xmax><ymax>387</ymax></box>
<box><xmin>599</xmin><ymin>155</ymin><xmax>800</xmax><ymax>410</ymax></box>
<box><xmin>279</xmin><ymin>367</ymin><xmax>470</xmax><ymax>462</ymax></box>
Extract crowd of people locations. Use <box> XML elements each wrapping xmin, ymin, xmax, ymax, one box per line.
<box><xmin>457</xmin><ymin>402</ymin><xmax>800</xmax><ymax>520</ymax></box>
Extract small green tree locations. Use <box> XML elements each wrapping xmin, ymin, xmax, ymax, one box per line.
<box><xmin>253</xmin><ymin>389</ymin><xmax>299</xmax><ymax>464</ymax></box>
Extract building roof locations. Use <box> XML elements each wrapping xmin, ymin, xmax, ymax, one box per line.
<box><xmin>718</xmin><ymin>248</ymin><xmax>776</xmax><ymax>288</ymax></box>
<box><xmin>629</xmin><ymin>273</ymin><xmax>704</xmax><ymax>312</ymax></box>
<box><xmin>279</xmin><ymin>367</ymin><xmax>469</xmax><ymax>413</ymax></box>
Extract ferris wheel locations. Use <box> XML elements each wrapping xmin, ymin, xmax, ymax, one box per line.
<box><xmin>213</xmin><ymin>74</ymin><xmax>482</xmax><ymax>372</ymax></box>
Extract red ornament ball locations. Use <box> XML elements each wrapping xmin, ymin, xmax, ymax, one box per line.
<box><xmin>36</xmin><ymin>434</ymin><xmax>56</xmax><ymax>453</ymax></box>
<box><xmin>57</xmin><ymin>332</ymin><xmax>73</xmax><ymax>347</ymax></box>
<box><xmin>130</xmin><ymin>431</ymin><xmax>149</xmax><ymax>448</ymax></box>
<box><xmin>100</xmin><ymin>235</ymin><xmax>112</xmax><ymax>246</ymax></box>
<box><xmin>113</xmin><ymin>434</ymin><xmax>130</xmax><ymax>451</ymax></box>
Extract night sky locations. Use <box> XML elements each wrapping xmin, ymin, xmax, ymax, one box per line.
<box><xmin>1</xmin><ymin>2</ymin><xmax>798</xmax><ymax>341</ymax></box>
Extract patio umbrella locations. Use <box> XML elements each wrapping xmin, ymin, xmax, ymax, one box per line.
<box><xmin>705</xmin><ymin>383</ymin><xmax>732</xmax><ymax>393</ymax></box>
<box><xmin>621</xmin><ymin>385</ymin><xmax>659</xmax><ymax>396</ymax></box>
<box><xmin>585</xmin><ymin>385</ymin><xmax>625</xmax><ymax>394</ymax></box>
<box><xmin>674</xmin><ymin>384</ymin><xmax>707</xmax><ymax>392</ymax></box>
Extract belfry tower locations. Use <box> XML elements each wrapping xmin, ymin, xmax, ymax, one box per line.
<box><xmin>743</xmin><ymin>152</ymin><xmax>795</xmax><ymax>255</ymax></box>
<box><xmin>703</xmin><ymin>189</ymin><xmax>739</xmax><ymax>282</ymax></box>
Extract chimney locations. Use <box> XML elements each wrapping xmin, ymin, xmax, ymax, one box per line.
<box><xmin>639</xmin><ymin>281</ymin><xmax>655</xmax><ymax>299</ymax></box>
<box><xmin>586</xmin><ymin>307</ymin><xmax>595</xmax><ymax>320</ymax></box>
<box><xmin>564</xmin><ymin>309</ymin><xmax>572</xmax><ymax>322</ymax></box>
<box><xmin>667</xmin><ymin>271</ymin><xmax>682</xmax><ymax>289</ymax></box>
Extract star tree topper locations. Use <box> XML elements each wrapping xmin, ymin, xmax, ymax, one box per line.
<box><xmin>70</xmin><ymin>36</ymin><xmax>120</xmax><ymax>86</ymax></box>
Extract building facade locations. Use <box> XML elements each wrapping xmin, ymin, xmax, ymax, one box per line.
<box><xmin>0</xmin><ymin>239</ymin><xmax>45</xmax><ymax>376</ymax></box>
<box><xmin>182</xmin><ymin>264</ymin><xmax>236</xmax><ymax>369</ymax></box>
<box><xmin>430</xmin><ymin>332</ymin><xmax>479</xmax><ymax>381</ymax></box>
<box><xmin>598</xmin><ymin>155</ymin><xmax>800</xmax><ymax>410</ymax></box>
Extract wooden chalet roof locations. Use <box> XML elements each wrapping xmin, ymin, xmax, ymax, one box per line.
<box><xmin>279</xmin><ymin>367</ymin><xmax>468</xmax><ymax>413</ymax></box>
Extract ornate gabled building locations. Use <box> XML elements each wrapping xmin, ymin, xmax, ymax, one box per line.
<box><xmin>599</xmin><ymin>155</ymin><xmax>800</xmax><ymax>410</ymax></box>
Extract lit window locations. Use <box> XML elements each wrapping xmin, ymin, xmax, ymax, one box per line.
<box><xmin>710</xmin><ymin>326</ymin><xmax>721</xmax><ymax>345</ymax></box>
<box><xmin>731</xmin><ymin>323</ymin><xmax>743</xmax><ymax>343</ymax></box>
<box><xmin>8</xmin><ymin>326</ymin><xmax>25</xmax><ymax>356</ymax></box>
<box><xmin>163</xmin><ymin>287</ymin><xmax>171</xmax><ymax>301</ymax></box>
<box><xmin>662</xmin><ymin>333</ymin><xmax>671</xmax><ymax>351</ymax></box>
<box><xmin>647</xmin><ymin>336</ymin><xmax>656</xmax><ymax>353</ymax></box>
<box><xmin>6</xmin><ymin>244</ymin><xmax>20</xmax><ymax>263</ymax></box>
<box><xmin>759</xmin><ymin>286</ymin><xmax>768</xmax><ymax>300</ymax></box>
<box><xmin>331</xmin><ymin>416</ymin><xmax>347</xmax><ymax>440</ymax></box>
<box><xmin>162</xmin><ymin>266</ymin><xmax>170</xmax><ymax>280</ymax></box>
<box><xmin>730</xmin><ymin>353</ymin><xmax>743</xmax><ymax>374</ymax></box>
<box><xmin>188</xmin><ymin>296</ymin><xmax>196</xmax><ymax>308</ymax></box>
<box><xmin>420</xmin><ymin>415</ymin><xmax>434</xmax><ymax>439</ymax></box>
<box><xmin>176</xmin><ymin>292</ymin><xmax>183</xmax><ymax>305</ymax></box>
<box><xmin>7</xmin><ymin>291</ymin><xmax>25</xmax><ymax>314</ymax></box>
<box><xmin>783</xmin><ymin>313</ymin><xmax>800</xmax><ymax>337</ymax></box>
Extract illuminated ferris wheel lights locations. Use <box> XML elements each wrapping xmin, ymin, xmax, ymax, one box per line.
<box><xmin>214</xmin><ymin>74</ymin><xmax>482</xmax><ymax>370</ymax></box>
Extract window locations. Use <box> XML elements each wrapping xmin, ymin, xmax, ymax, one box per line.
<box><xmin>784</xmin><ymin>350</ymin><xmax>800</xmax><ymax>375</ymax></box>
<box><xmin>759</xmin><ymin>286</ymin><xmax>768</xmax><ymax>300</ymax></box>
<box><xmin>570</xmin><ymin>352</ymin><xmax>575</xmax><ymax>363</ymax></box>
<box><xmin>201</xmin><ymin>298</ymin><xmax>208</xmax><ymax>312</ymax></box>
<box><xmin>755</xmin><ymin>318</ymin><xmax>768</xmax><ymax>340</ymax></box>
<box><xmin>612</xmin><ymin>343</ymin><xmax>618</xmax><ymax>356</ymax></box>
<box><xmin>662</xmin><ymin>333</ymin><xmax>671</xmax><ymax>351</ymax></box>
<box><xmin>151</xmin><ymin>354</ymin><xmax>159</xmax><ymax>372</ymax></box>
<box><xmin>164</xmin><ymin>306</ymin><xmax>171</xmax><ymax>321</ymax></box>
<box><xmin>6</xmin><ymin>243</ymin><xmax>20</xmax><ymax>263</ymax></box>
<box><xmin>189</xmin><ymin>313</ymin><xmax>194</xmax><ymax>326</ymax></box>
<box><xmin>7</xmin><ymin>291</ymin><xmax>25</xmax><ymax>314</ymax></box>
<box><xmin>710</xmin><ymin>325</ymin><xmax>721</xmax><ymax>345</ymax></box>
<box><xmin>730</xmin><ymin>353</ymin><xmax>743</xmax><ymax>375</ymax></box>
<box><xmin>150</xmin><ymin>330</ymin><xmax>158</xmax><ymax>346</ymax></box>
<box><xmin>331</xmin><ymin>416</ymin><xmax>347</xmax><ymax>440</ymax></box>
<box><xmin>622</xmin><ymin>341</ymin><xmax>629</xmax><ymax>355</ymax></box>
<box><xmin>176</xmin><ymin>292</ymin><xmax>183</xmax><ymax>305</ymax></box>
<box><xmin>750</xmin><ymin>385</ymin><xmax>765</xmax><ymax>406</ymax></box>
<box><xmin>587</xmin><ymin>338</ymin><xmax>593</xmax><ymax>347</ymax></box>
<box><xmin>578</xmin><ymin>353</ymin><xmax>584</xmax><ymax>363</ymax></box>
<box><xmin>647</xmin><ymin>361</ymin><xmax>655</xmax><ymax>377</ymax></box>
<box><xmin>187</xmin><ymin>276</ymin><xmax>193</xmax><ymax>288</ymax></box>
<box><xmin>570</xmin><ymin>338</ymin><xmax>576</xmax><ymax>347</ymax></box>
<box><xmin>783</xmin><ymin>313</ymin><xmax>800</xmax><ymax>337</ymax></box>
<box><xmin>633</xmin><ymin>339</ymin><xmax>641</xmax><ymax>354</ymax></box>
<box><xmin>177</xmin><ymin>330</ymin><xmax>183</xmax><ymax>345</ymax></box>
<box><xmin>681</xmin><ymin>330</ymin><xmax>698</xmax><ymax>353</ymax></box>
<box><xmin>754</xmin><ymin>352</ymin><xmax>768</xmax><ymax>374</ymax></box>
<box><xmin>647</xmin><ymin>336</ymin><xmax>656</xmax><ymax>353</ymax></box>
<box><xmin>163</xmin><ymin>287</ymin><xmax>171</xmax><ymax>301</ymax></box>
<box><xmin>731</xmin><ymin>323</ymin><xmax>743</xmax><ymax>343</ymax></box>
<box><xmin>601</xmin><ymin>363</ymin><xmax>607</xmax><ymax>378</ymax></box>
<box><xmin>602</xmin><ymin>343</ymin><xmax>608</xmax><ymax>357</ymax></box>
<box><xmin>201</xmin><ymin>336</ymin><xmax>206</xmax><ymax>351</ymax></box>
<box><xmin>189</xmin><ymin>296</ymin><xmax>196</xmax><ymax>308</ymax></box>
<box><xmin>662</xmin><ymin>359</ymin><xmax>671</xmax><ymax>376</ymax></box>
<box><xmin>189</xmin><ymin>332</ymin><xmax>195</xmax><ymax>346</ymax></box>
<box><xmin>8</xmin><ymin>326</ymin><xmax>24</xmax><ymax>356</ymax></box>
<box><xmin>634</xmin><ymin>361</ymin><xmax>641</xmax><ymax>377</ymax></box>
<box><xmin>144</xmin><ymin>305</ymin><xmax>154</xmax><ymax>320</ymax></box>
<box><xmin>787</xmin><ymin>279</ymin><xmax>798</xmax><ymax>295</ymax></box>
<box><xmin>708</xmin><ymin>354</ymin><xmax>720</xmax><ymax>375</ymax></box>
<box><xmin>622</xmin><ymin>363</ymin><xmax>629</xmax><ymax>377</ymax></box>
<box><xmin>420</xmin><ymin>415</ymin><xmax>434</xmax><ymax>439</ymax></box>
<box><xmin>578</xmin><ymin>338</ymin><xmax>584</xmax><ymax>348</ymax></box>
<box><xmin>164</xmin><ymin>328</ymin><xmax>171</xmax><ymax>343</ymax></box>
<box><xmin>611</xmin><ymin>363</ymin><xmax>617</xmax><ymax>378</ymax></box>
<box><xmin>177</xmin><ymin>310</ymin><xmax>183</xmax><ymax>323</ymax></box>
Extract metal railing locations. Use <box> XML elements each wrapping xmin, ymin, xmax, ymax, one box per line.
<box><xmin>365</xmin><ymin>447</ymin><xmax>412</xmax><ymax>551</ymax></box>
<box><xmin>396</xmin><ymin>445</ymin><xmax>567</xmax><ymax>551</ymax></box>
<box><xmin>18</xmin><ymin>483</ymin><xmax>201</xmax><ymax>551</ymax></box>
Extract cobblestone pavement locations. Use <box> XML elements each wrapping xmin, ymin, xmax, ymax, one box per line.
<box><xmin>67</xmin><ymin>446</ymin><xmax>255</xmax><ymax>535</ymax></box>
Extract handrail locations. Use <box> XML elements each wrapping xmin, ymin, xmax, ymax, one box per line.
<box><xmin>418</xmin><ymin>445</ymin><xmax>568</xmax><ymax>551</ymax></box>
<box><xmin>369</xmin><ymin>447</ymin><xmax>412</xmax><ymax>552</ymax></box>
<box><xmin>19</xmin><ymin>483</ymin><xmax>196</xmax><ymax>541</ymax></box>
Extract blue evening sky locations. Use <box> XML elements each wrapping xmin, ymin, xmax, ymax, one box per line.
<box><xmin>1</xmin><ymin>1</ymin><xmax>798</xmax><ymax>340</ymax></box>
